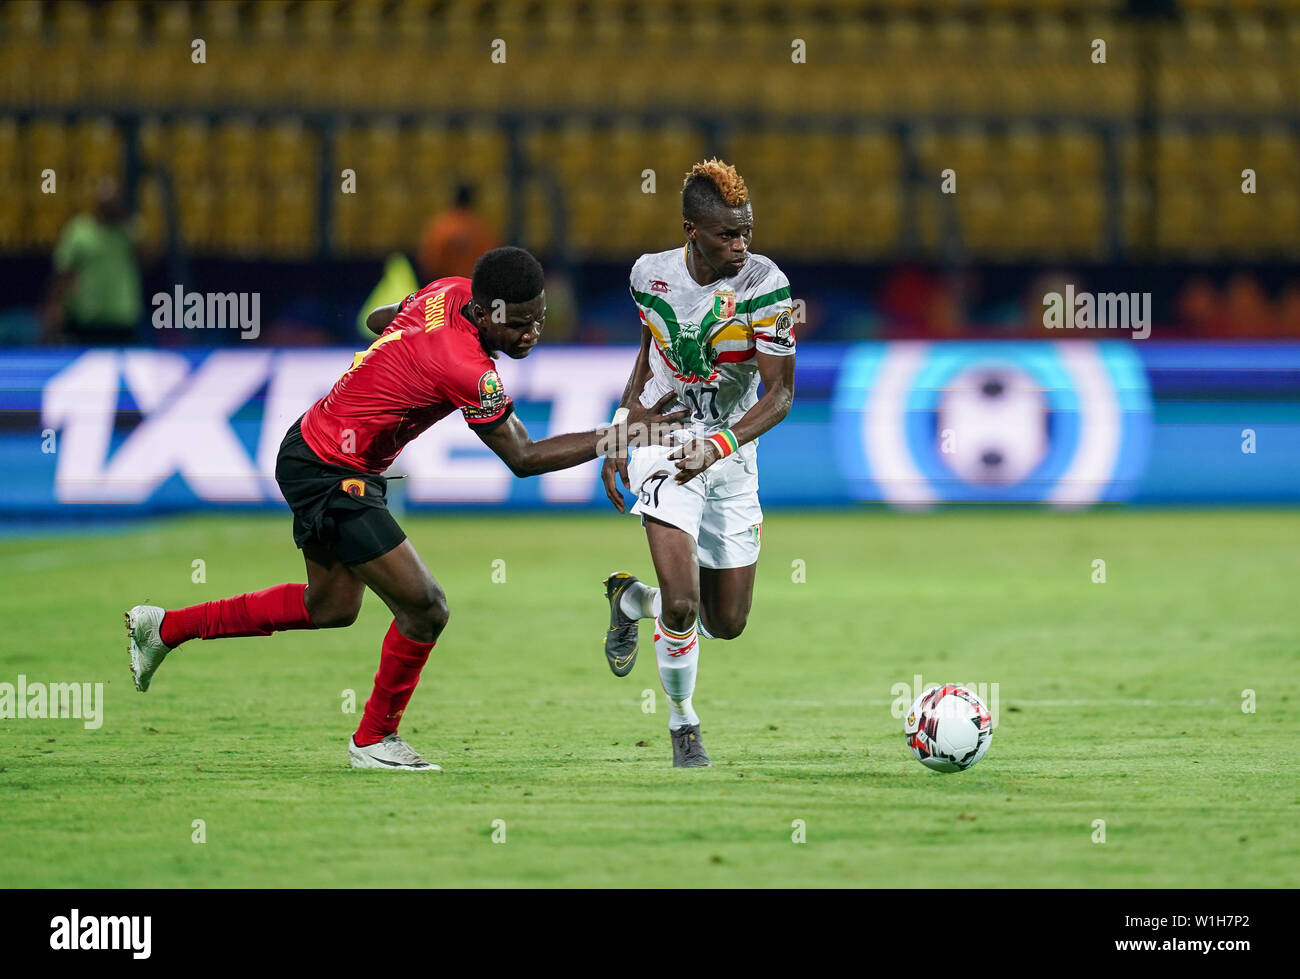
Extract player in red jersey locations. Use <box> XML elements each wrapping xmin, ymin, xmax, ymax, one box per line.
<box><xmin>125</xmin><ymin>247</ymin><xmax>685</xmax><ymax>770</ymax></box>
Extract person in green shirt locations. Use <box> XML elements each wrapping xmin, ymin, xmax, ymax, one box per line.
<box><xmin>43</xmin><ymin>177</ymin><xmax>142</xmax><ymax>346</ymax></box>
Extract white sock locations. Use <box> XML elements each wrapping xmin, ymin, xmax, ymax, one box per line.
<box><xmin>619</xmin><ymin>581</ymin><xmax>660</xmax><ymax>620</ymax></box>
<box><xmin>655</xmin><ymin>615</ymin><xmax>699</xmax><ymax>729</ymax></box>
<box><xmin>697</xmin><ymin>615</ymin><xmax>715</xmax><ymax>640</ymax></box>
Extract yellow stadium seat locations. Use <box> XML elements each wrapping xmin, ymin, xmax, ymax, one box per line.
<box><xmin>1206</xmin><ymin>131</ymin><xmax>1247</xmax><ymax>183</ymax></box>
<box><xmin>4</xmin><ymin>1</ymin><xmax>1292</xmax><ymax>264</ymax></box>
<box><xmin>1156</xmin><ymin>127</ymin><xmax>1195</xmax><ymax>183</ymax></box>
<box><xmin>370</xmin><ymin>181</ymin><xmax>413</xmax><ymax>254</ymax></box>
<box><xmin>522</xmin><ymin>182</ymin><xmax>555</xmax><ymax>256</ymax></box>
<box><xmin>332</xmin><ymin>192</ymin><xmax>367</xmax><ymax>257</ymax></box>
<box><xmin>175</xmin><ymin>179</ymin><xmax>213</xmax><ymax>253</ymax></box>
<box><xmin>953</xmin><ymin>127</ymin><xmax>995</xmax><ymax>185</ymax></box>
<box><xmin>71</xmin><ymin>117</ymin><xmax>123</xmax><ymax>183</ymax></box>
<box><xmin>51</xmin><ymin>0</ymin><xmax>93</xmax><ymax>41</ymax></box>
<box><xmin>28</xmin><ymin>119</ymin><xmax>69</xmax><ymax>182</ymax></box>
<box><xmin>0</xmin><ymin>178</ymin><xmax>24</xmax><ymax>250</ymax></box>
<box><xmin>4</xmin><ymin>0</ymin><xmax>41</xmax><ymax>39</ymax></box>
<box><xmin>155</xmin><ymin>1</ymin><xmax>193</xmax><ymax>39</ymax></box>
<box><xmin>1257</xmin><ymin>127</ymin><xmax>1299</xmax><ymax>183</ymax></box>
<box><xmin>0</xmin><ymin>118</ymin><xmax>18</xmax><ymax>176</ymax></box>
<box><xmin>214</xmin><ymin>119</ymin><xmax>260</xmax><ymax>187</ymax></box>
<box><xmin>846</xmin><ymin>130</ymin><xmax>900</xmax><ymax>185</ymax></box>
<box><xmin>266</xmin><ymin>120</ymin><xmax>318</xmax><ymax>185</ymax></box>
<box><xmin>167</xmin><ymin>117</ymin><xmax>214</xmax><ymax>185</ymax></box>
<box><xmin>471</xmin><ymin>174</ymin><xmax>509</xmax><ymax>242</ymax></box>
<box><xmin>1260</xmin><ymin>189</ymin><xmax>1299</xmax><ymax>252</ymax></box>
<box><xmin>136</xmin><ymin>174</ymin><xmax>166</xmax><ymax>253</ymax></box>
<box><xmin>341</xmin><ymin>0</ymin><xmax>386</xmax><ymax>47</ymax></box>
<box><xmin>215</xmin><ymin>179</ymin><xmax>263</xmax><ymax>256</ymax></box>
<box><xmin>1055</xmin><ymin>187</ymin><xmax>1106</xmax><ymax>259</ymax></box>
<box><xmin>406</xmin><ymin>120</ymin><xmax>453</xmax><ymax>176</ymax></box>
<box><xmin>198</xmin><ymin>0</ymin><xmax>243</xmax><ymax>42</ymax></box>
<box><xmin>269</xmin><ymin>182</ymin><xmax>315</xmax><ymax>259</ymax></box>
<box><xmin>1049</xmin><ymin>126</ymin><xmax>1102</xmax><ymax>182</ymax></box>
<box><xmin>359</xmin><ymin>119</ymin><xmax>404</xmax><ymax>183</ymax></box>
<box><xmin>457</xmin><ymin>124</ymin><xmax>506</xmax><ymax>175</ymax></box>
<box><xmin>394</xmin><ymin>0</ymin><xmax>436</xmax><ymax>41</ymax></box>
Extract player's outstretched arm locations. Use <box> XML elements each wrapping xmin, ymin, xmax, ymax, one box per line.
<box><xmin>477</xmin><ymin>392</ymin><xmax>688</xmax><ymax>479</ymax></box>
<box><xmin>669</xmin><ymin>350</ymin><xmax>795</xmax><ymax>484</ymax></box>
<box><xmin>365</xmin><ymin>302</ymin><xmax>402</xmax><ymax>335</ymax></box>
<box><xmin>601</xmin><ymin>323</ymin><xmax>656</xmax><ymax>511</ymax></box>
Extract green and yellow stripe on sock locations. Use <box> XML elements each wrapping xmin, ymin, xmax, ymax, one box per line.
<box><xmin>656</xmin><ymin>617</ymin><xmax>695</xmax><ymax>642</ymax></box>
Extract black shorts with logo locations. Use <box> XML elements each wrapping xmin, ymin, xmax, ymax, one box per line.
<box><xmin>274</xmin><ymin>417</ymin><xmax>407</xmax><ymax>566</ymax></box>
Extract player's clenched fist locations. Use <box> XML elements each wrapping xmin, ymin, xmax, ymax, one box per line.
<box><xmin>668</xmin><ymin>438</ymin><xmax>722</xmax><ymax>484</ymax></box>
<box><xmin>669</xmin><ymin>426</ymin><xmax>742</xmax><ymax>484</ymax></box>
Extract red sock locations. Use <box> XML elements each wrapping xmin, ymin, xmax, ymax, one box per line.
<box><xmin>160</xmin><ymin>583</ymin><xmax>316</xmax><ymax>647</ymax></box>
<box><xmin>353</xmin><ymin>621</ymin><xmax>435</xmax><ymax>747</ymax></box>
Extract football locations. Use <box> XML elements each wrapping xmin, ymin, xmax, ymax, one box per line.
<box><xmin>904</xmin><ymin>684</ymin><xmax>993</xmax><ymax>773</ymax></box>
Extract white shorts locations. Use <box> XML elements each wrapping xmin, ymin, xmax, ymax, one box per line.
<box><xmin>627</xmin><ymin>438</ymin><xmax>763</xmax><ymax>570</ymax></box>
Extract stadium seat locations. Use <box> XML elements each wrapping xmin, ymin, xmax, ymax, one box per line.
<box><xmin>5</xmin><ymin>0</ymin><xmax>1300</xmax><ymax>264</ymax></box>
<box><xmin>0</xmin><ymin>118</ymin><xmax>19</xmax><ymax>178</ymax></box>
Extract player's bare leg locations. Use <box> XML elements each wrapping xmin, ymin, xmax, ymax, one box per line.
<box><xmin>698</xmin><ymin>563</ymin><xmax>756</xmax><ymax>640</ymax></box>
<box><xmin>645</xmin><ymin>516</ymin><xmax>711</xmax><ymax>768</ymax></box>
<box><xmin>300</xmin><ymin>543</ymin><xmax>366</xmax><ymax>628</ymax></box>
<box><xmin>344</xmin><ymin>538</ymin><xmax>448</xmax><ymax>771</ymax></box>
<box><xmin>606</xmin><ymin>561</ymin><xmax>757</xmax><ymax>661</ymax></box>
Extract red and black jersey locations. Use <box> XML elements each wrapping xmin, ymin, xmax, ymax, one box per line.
<box><xmin>300</xmin><ymin>277</ymin><xmax>513</xmax><ymax>474</ymax></box>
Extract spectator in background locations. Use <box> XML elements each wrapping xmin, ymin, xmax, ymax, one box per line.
<box><xmin>1222</xmin><ymin>273</ymin><xmax>1274</xmax><ymax>338</ymax></box>
<box><xmin>417</xmin><ymin>183</ymin><xmax>499</xmax><ymax>282</ymax></box>
<box><xmin>1278</xmin><ymin>284</ymin><xmax>1300</xmax><ymax>338</ymax></box>
<box><xmin>1176</xmin><ymin>276</ymin><xmax>1221</xmax><ymax>338</ymax></box>
<box><xmin>877</xmin><ymin>265</ymin><xmax>973</xmax><ymax>339</ymax></box>
<box><xmin>1176</xmin><ymin>272</ymin><xmax>1292</xmax><ymax>339</ymax></box>
<box><xmin>43</xmin><ymin>176</ymin><xmax>142</xmax><ymax>346</ymax></box>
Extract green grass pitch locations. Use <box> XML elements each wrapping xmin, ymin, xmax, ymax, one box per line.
<box><xmin>1</xmin><ymin>508</ymin><xmax>1296</xmax><ymax>888</ymax></box>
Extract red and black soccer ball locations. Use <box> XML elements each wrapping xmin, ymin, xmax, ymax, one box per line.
<box><xmin>904</xmin><ymin>684</ymin><xmax>993</xmax><ymax>773</ymax></box>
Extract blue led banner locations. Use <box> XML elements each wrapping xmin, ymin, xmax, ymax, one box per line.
<box><xmin>0</xmin><ymin>341</ymin><xmax>1295</xmax><ymax>517</ymax></box>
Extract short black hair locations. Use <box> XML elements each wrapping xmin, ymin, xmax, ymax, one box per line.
<box><xmin>471</xmin><ymin>246</ymin><xmax>544</xmax><ymax>305</ymax></box>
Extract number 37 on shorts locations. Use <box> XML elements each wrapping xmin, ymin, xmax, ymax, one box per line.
<box><xmin>626</xmin><ymin>443</ymin><xmax>765</xmax><ymax>570</ymax></box>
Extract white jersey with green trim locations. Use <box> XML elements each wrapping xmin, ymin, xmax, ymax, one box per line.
<box><xmin>629</xmin><ymin>246</ymin><xmax>795</xmax><ymax>438</ymax></box>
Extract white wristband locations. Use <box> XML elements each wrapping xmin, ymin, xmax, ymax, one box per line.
<box><xmin>611</xmin><ymin>407</ymin><xmax>629</xmax><ymax>427</ymax></box>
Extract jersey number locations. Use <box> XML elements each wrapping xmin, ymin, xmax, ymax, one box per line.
<box><xmin>638</xmin><ymin>471</ymin><xmax>670</xmax><ymax>509</ymax></box>
<box><xmin>683</xmin><ymin>386</ymin><xmax>719</xmax><ymax>421</ymax></box>
<box><xmin>342</xmin><ymin>330</ymin><xmax>403</xmax><ymax>379</ymax></box>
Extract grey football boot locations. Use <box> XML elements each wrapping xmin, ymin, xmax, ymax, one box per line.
<box><xmin>602</xmin><ymin>572</ymin><xmax>642</xmax><ymax>677</ymax></box>
<box><xmin>671</xmin><ymin>724</ymin><xmax>712</xmax><ymax>768</ymax></box>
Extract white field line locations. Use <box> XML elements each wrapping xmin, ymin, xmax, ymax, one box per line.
<box><xmin>470</xmin><ymin>697</ymin><xmax>1229</xmax><ymax>709</ymax></box>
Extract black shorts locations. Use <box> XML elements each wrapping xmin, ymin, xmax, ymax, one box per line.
<box><xmin>274</xmin><ymin>417</ymin><xmax>407</xmax><ymax>566</ymax></box>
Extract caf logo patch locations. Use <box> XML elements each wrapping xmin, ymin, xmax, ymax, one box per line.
<box><xmin>341</xmin><ymin>478</ymin><xmax>365</xmax><ymax>497</ymax></box>
<box><xmin>478</xmin><ymin>370</ymin><xmax>506</xmax><ymax>412</ymax></box>
<box><xmin>772</xmin><ymin>309</ymin><xmax>795</xmax><ymax>346</ymax></box>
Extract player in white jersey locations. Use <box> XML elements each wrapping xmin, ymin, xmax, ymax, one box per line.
<box><xmin>599</xmin><ymin>159</ymin><xmax>796</xmax><ymax>767</ymax></box>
